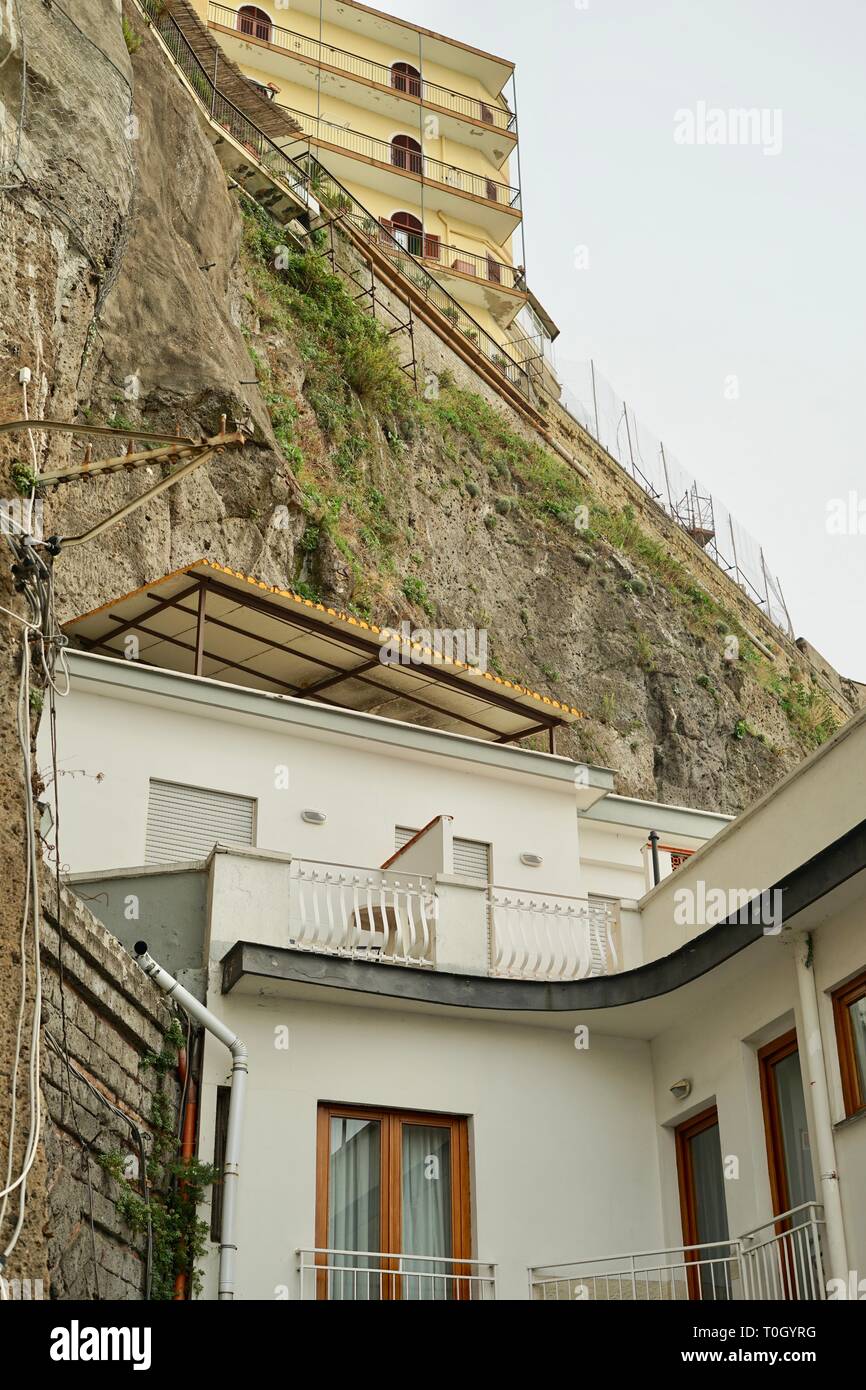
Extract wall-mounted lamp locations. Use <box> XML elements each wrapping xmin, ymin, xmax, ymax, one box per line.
<box><xmin>670</xmin><ymin>1079</ymin><xmax>692</xmax><ymax>1102</ymax></box>
<box><xmin>520</xmin><ymin>853</ymin><xmax>543</xmax><ymax>867</ymax></box>
<box><xmin>301</xmin><ymin>810</ymin><xmax>327</xmax><ymax>825</ymax></box>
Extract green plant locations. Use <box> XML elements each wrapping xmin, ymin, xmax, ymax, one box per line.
<box><xmin>635</xmin><ymin>631</ymin><xmax>656</xmax><ymax>673</ymax></box>
<box><xmin>101</xmin><ymin>1019</ymin><xmax>215</xmax><ymax>1299</ymax></box>
<box><xmin>121</xmin><ymin>17</ymin><xmax>142</xmax><ymax>54</ymax></box>
<box><xmin>402</xmin><ymin>574</ymin><xmax>433</xmax><ymax>615</ymax></box>
<box><xmin>598</xmin><ymin>691</ymin><xmax>618</xmax><ymax>726</ymax></box>
<box><xmin>10</xmin><ymin>460</ymin><xmax>38</xmax><ymax>496</ymax></box>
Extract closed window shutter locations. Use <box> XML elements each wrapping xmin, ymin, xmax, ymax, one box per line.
<box><xmin>453</xmin><ymin>838</ymin><xmax>489</xmax><ymax>880</ymax></box>
<box><xmin>146</xmin><ymin>780</ymin><xmax>256</xmax><ymax>864</ymax></box>
<box><xmin>395</xmin><ymin>828</ymin><xmax>489</xmax><ymax>881</ymax></box>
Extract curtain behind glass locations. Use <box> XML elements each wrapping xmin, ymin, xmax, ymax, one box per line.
<box><xmin>401</xmin><ymin>1125</ymin><xmax>452</xmax><ymax>1300</ymax></box>
<box><xmin>328</xmin><ymin>1117</ymin><xmax>380</xmax><ymax>1300</ymax></box>
<box><xmin>850</xmin><ymin>998</ymin><xmax>866</xmax><ymax>1101</ymax></box>
<box><xmin>773</xmin><ymin>1052</ymin><xmax>816</xmax><ymax>1208</ymax></box>
<box><xmin>690</xmin><ymin>1123</ymin><xmax>731</xmax><ymax>1300</ymax></box>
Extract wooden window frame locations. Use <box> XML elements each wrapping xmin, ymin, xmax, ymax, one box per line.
<box><xmin>832</xmin><ymin>969</ymin><xmax>866</xmax><ymax>1118</ymax></box>
<box><xmin>675</xmin><ymin>1103</ymin><xmax>723</xmax><ymax>1300</ymax></box>
<box><xmin>758</xmin><ymin>1029</ymin><xmax>804</xmax><ymax>1218</ymax></box>
<box><xmin>315</xmin><ymin>1102</ymin><xmax>471</xmax><ymax>1300</ymax></box>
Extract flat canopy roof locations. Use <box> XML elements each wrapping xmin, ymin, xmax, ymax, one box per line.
<box><xmin>64</xmin><ymin>559</ymin><xmax>585</xmax><ymax>747</ymax></box>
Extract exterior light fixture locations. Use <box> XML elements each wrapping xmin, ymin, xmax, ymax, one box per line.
<box><xmin>520</xmin><ymin>853</ymin><xmax>543</xmax><ymax>867</ymax></box>
<box><xmin>670</xmin><ymin>1079</ymin><xmax>692</xmax><ymax>1102</ymax></box>
<box><xmin>301</xmin><ymin>810</ymin><xmax>327</xmax><ymax>825</ymax></box>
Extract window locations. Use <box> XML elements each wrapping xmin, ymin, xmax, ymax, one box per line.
<box><xmin>391</xmin><ymin>134</ymin><xmax>423</xmax><ymax>175</ymax></box>
<box><xmin>661</xmin><ymin>845</ymin><xmax>694</xmax><ymax>871</ymax></box>
<box><xmin>145</xmin><ymin>779</ymin><xmax>256</xmax><ymax>863</ymax></box>
<box><xmin>391</xmin><ymin>62</ymin><xmax>421</xmax><ymax>98</ymax></box>
<box><xmin>395</xmin><ymin>827</ymin><xmax>489</xmax><ymax>882</ymax></box>
<box><xmin>675</xmin><ymin>1105</ymin><xmax>731</xmax><ymax>1300</ymax></box>
<box><xmin>390</xmin><ymin>210</ymin><xmax>423</xmax><ymax>256</ymax></box>
<box><xmin>832</xmin><ymin>970</ymin><xmax>866</xmax><ymax>1117</ymax></box>
<box><xmin>237</xmin><ymin>6</ymin><xmax>272</xmax><ymax>42</ymax></box>
<box><xmin>758</xmin><ymin>1031</ymin><xmax>816</xmax><ymax>1217</ymax></box>
<box><xmin>315</xmin><ymin>1103</ymin><xmax>471</xmax><ymax>1300</ymax></box>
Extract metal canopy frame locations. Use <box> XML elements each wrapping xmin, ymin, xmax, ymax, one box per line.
<box><xmin>68</xmin><ymin>564</ymin><xmax>580</xmax><ymax>750</ymax></box>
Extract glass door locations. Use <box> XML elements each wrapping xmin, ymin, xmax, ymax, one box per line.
<box><xmin>317</xmin><ymin>1104</ymin><xmax>470</xmax><ymax>1300</ymax></box>
<box><xmin>675</xmin><ymin>1105</ymin><xmax>732</xmax><ymax>1299</ymax></box>
<box><xmin>758</xmin><ymin>1031</ymin><xmax>818</xmax><ymax>1297</ymax></box>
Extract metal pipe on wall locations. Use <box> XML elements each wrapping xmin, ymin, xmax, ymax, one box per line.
<box><xmin>134</xmin><ymin>944</ymin><xmax>248</xmax><ymax>1301</ymax></box>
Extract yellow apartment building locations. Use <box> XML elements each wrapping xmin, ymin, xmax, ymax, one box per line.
<box><xmin>190</xmin><ymin>0</ymin><xmax>559</xmax><ymax>388</ymax></box>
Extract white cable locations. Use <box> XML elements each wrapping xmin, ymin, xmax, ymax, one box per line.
<box><xmin>0</xmin><ymin>640</ymin><xmax>42</xmax><ymax>1224</ymax></box>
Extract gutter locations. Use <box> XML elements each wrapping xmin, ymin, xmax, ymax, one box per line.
<box><xmin>134</xmin><ymin>944</ymin><xmax>248</xmax><ymax>1301</ymax></box>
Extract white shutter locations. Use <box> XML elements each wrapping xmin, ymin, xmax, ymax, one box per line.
<box><xmin>146</xmin><ymin>780</ymin><xmax>256</xmax><ymax>864</ymax></box>
<box><xmin>452</xmin><ymin>837</ymin><xmax>489</xmax><ymax>881</ymax></box>
<box><xmin>395</xmin><ymin>827</ymin><xmax>490</xmax><ymax>881</ymax></box>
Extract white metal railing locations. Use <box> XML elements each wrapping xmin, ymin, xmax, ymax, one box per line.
<box><xmin>297</xmin><ymin>1247</ymin><xmax>497</xmax><ymax>1300</ymax></box>
<box><xmin>739</xmin><ymin>1204</ymin><xmax>826</xmax><ymax>1300</ymax></box>
<box><xmin>529</xmin><ymin>1203</ymin><xmax>826</xmax><ymax>1301</ymax></box>
<box><xmin>489</xmin><ymin>890</ymin><xmax>619</xmax><ymax>981</ymax></box>
<box><xmin>288</xmin><ymin>860</ymin><xmax>436</xmax><ymax>966</ymax></box>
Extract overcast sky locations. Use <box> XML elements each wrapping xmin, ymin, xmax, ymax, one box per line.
<box><xmin>386</xmin><ymin>0</ymin><xmax>866</xmax><ymax>681</ymax></box>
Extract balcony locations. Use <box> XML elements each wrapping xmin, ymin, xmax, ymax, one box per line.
<box><xmin>247</xmin><ymin>850</ymin><xmax>621</xmax><ymax>984</ymax></box>
<box><xmin>280</xmin><ymin>105</ymin><xmax>522</xmax><ymax>242</ymax></box>
<box><xmin>297</xmin><ymin>1248</ymin><xmax>497</xmax><ymax>1300</ymax></box>
<box><xmin>529</xmin><ymin>1203</ymin><xmax>827</xmax><ymax>1301</ymax></box>
<box><xmin>343</xmin><ymin>214</ymin><xmax>525</xmax><ymax>326</ymax></box>
<box><xmin>207</xmin><ymin>2</ymin><xmax>517</xmax><ymax>165</ymax></box>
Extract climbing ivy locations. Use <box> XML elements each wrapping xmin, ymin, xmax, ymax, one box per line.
<box><xmin>100</xmin><ymin>1018</ymin><xmax>216</xmax><ymax>1300</ymax></box>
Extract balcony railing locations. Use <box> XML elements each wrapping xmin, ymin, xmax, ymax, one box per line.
<box><xmin>281</xmin><ymin>106</ymin><xmax>521</xmax><ymax>208</ymax></box>
<box><xmin>341</xmin><ymin>214</ymin><xmax>522</xmax><ymax>291</ymax></box>
<box><xmin>529</xmin><ymin>1203</ymin><xmax>826</xmax><ymax>1301</ymax></box>
<box><xmin>297</xmin><ymin>1247</ymin><xmax>497</xmax><ymax>1300</ymax></box>
<box><xmin>289</xmin><ymin>859</ymin><xmax>436</xmax><ymax>966</ymax></box>
<box><xmin>489</xmin><ymin>891</ymin><xmax>619</xmax><ymax>981</ymax></box>
<box><xmin>208</xmin><ymin>2</ymin><xmax>517</xmax><ymax>134</ymax></box>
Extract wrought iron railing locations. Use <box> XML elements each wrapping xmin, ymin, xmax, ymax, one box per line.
<box><xmin>489</xmin><ymin>890</ymin><xmax>619</xmax><ymax>981</ymax></box>
<box><xmin>529</xmin><ymin>1203</ymin><xmax>826</xmax><ymax>1301</ymax></box>
<box><xmin>297</xmin><ymin>1247</ymin><xmax>497</xmax><ymax>1300</ymax></box>
<box><xmin>208</xmin><ymin>2</ymin><xmax>517</xmax><ymax>133</ymax></box>
<box><xmin>135</xmin><ymin>0</ymin><xmax>532</xmax><ymax>396</ymax></box>
<box><xmin>288</xmin><ymin>859</ymin><xmax>436</xmax><ymax>966</ymax></box>
<box><xmin>281</xmin><ymin>105</ymin><xmax>521</xmax><ymax>207</ymax></box>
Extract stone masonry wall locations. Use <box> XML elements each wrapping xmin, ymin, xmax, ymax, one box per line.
<box><xmin>40</xmin><ymin>889</ymin><xmax>180</xmax><ymax>1300</ymax></box>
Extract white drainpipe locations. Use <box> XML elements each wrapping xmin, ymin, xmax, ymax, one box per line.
<box><xmin>790</xmin><ymin>930</ymin><xmax>849</xmax><ymax>1285</ymax></box>
<box><xmin>134</xmin><ymin>943</ymin><xmax>248</xmax><ymax>1301</ymax></box>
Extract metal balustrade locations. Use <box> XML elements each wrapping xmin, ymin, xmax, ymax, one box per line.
<box><xmin>341</xmin><ymin>214</ymin><xmax>521</xmax><ymax>291</ymax></box>
<box><xmin>289</xmin><ymin>859</ymin><xmax>436</xmax><ymax>966</ymax></box>
<box><xmin>208</xmin><ymin>2</ymin><xmax>517</xmax><ymax>133</ymax></box>
<box><xmin>297</xmin><ymin>1247</ymin><xmax>497</xmax><ymax>1300</ymax></box>
<box><xmin>739</xmin><ymin>1204</ymin><xmax>826</xmax><ymax>1300</ymax></box>
<box><xmin>280</xmin><ymin>105</ymin><xmax>521</xmax><ymax>207</ymax></box>
<box><xmin>529</xmin><ymin>1203</ymin><xmax>826</xmax><ymax>1301</ymax></box>
<box><xmin>489</xmin><ymin>890</ymin><xmax>619</xmax><ymax>981</ymax></box>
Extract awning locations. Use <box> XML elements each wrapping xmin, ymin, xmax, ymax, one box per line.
<box><xmin>63</xmin><ymin>559</ymin><xmax>585</xmax><ymax>747</ymax></box>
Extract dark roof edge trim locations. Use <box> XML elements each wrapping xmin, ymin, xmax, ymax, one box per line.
<box><xmin>221</xmin><ymin>817</ymin><xmax>866</xmax><ymax>1013</ymax></box>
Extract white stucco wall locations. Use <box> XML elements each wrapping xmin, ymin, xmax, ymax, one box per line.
<box><xmin>195</xmin><ymin>993</ymin><xmax>663</xmax><ymax>1301</ymax></box>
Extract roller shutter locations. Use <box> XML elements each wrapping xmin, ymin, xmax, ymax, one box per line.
<box><xmin>146</xmin><ymin>779</ymin><xmax>256</xmax><ymax>864</ymax></box>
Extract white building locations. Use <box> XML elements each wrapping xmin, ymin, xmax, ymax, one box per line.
<box><xmin>45</xmin><ymin>560</ymin><xmax>866</xmax><ymax>1301</ymax></box>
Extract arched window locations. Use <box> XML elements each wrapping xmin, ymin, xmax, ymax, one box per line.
<box><xmin>390</xmin><ymin>211</ymin><xmax>423</xmax><ymax>255</ymax></box>
<box><xmin>391</xmin><ymin>62</ymin><xmax>422</xmax><ymax>98</ymax></box>
<box><xmin>391</xmin><ymin>134</ymin><xmax>423</xmax><ymax>176</ymax></box>
<box><xmin>237</xmin><ymin>6</ymin><xmax>272</xmax><ymax>43</ymax></box>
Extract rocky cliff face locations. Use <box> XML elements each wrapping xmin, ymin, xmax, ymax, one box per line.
<box><xmin>0</xmin><ymin>0</ymin><xmax>858</xmax><ymax>1291</ymax></box>
<box><xmin>1</xmin><ymin>1</ymin><xmax>855</xmax><ymax>813</ymax></box>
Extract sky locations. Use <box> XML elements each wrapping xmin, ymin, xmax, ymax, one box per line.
<box><xmin>384</xmin><ymin>0</ymin><xmax>866</xmax><ymax>681</ymax></box>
